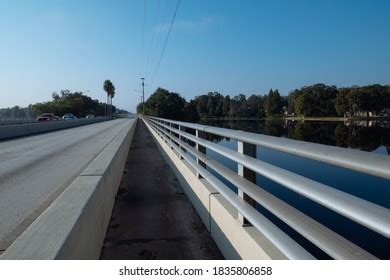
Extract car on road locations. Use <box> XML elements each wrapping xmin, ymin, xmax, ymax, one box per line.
<box><xmin>85</xmin><ymin>114</ymin><xmax>95</xmax><ymax>119</ymax></box>
<box><xmin>36</xmin><ymin>113</ymin><xmax>60</xmax><ymax>122</ymax></box>
<box><xmin>62</xmin><ymin>113</ymin><xmax>77</xmax><ymax>120</ymax></box>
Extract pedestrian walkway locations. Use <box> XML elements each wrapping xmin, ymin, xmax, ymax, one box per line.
<box><xmin>100</xmin><ymin>120</ymin><xmax>223</xmax><ymax>260</ymax></box>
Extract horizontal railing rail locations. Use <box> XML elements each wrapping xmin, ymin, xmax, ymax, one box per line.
<box><xmin>143</xmin><ymin>116</ymin><xmax>390</xmax><ymax>260</ymax></box>
<box><xmin>148</xmin><ymin>117</ymin><xmax>390</xmax><ymax>179</ymax></box>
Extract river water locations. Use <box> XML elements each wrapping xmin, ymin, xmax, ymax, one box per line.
<box><xmin>198</xmin><ymin>119</ymin><xmax>390</xmax><ymax>259</ymax></box>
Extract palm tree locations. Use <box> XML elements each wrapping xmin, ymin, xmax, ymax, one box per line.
<box><xmin>103</xmin><ymin>80</ymin><xmax>115</xmax><ymax>117</ymax></box>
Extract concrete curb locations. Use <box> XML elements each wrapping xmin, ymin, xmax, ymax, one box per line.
<box><xmin>0</xmin><ymin>119</ymin><xmax>137</xmax><ymax>260</ymax></box>
<box><xmin>0</xmin><ymin>117</ymin><xmax>111</xmax><ymax>141</ymax></box>
<box><xmin>144</xmin><ymin>119</ymin><xmax>286</xmax><ymax>260</ymax></box>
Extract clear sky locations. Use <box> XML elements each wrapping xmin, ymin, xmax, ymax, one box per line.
<box><xmin>0</xmin><ymin>0</ymin><xmax>389</xmax><ymax>112</ymax></box>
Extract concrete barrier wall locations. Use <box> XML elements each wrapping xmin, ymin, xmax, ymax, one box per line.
<box><xmin>0</xmin><ymin>117</ymin><xmax>111</xmax><ymax>140</ymax></box>
<box><xmin>0</xmin><ymin>119</ymin><xmax>137</xmax><ymax>260</ymax></box>
<box><xmin>144</xmin><ymin>119</ymin><xmax>287</xmax><ymax>260</ymax></box>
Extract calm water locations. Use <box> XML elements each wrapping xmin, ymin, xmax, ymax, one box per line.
<box><xmin>197</xmin><ymin>119</ymin><xmax>390</xmax><ymax>259</ymax></box>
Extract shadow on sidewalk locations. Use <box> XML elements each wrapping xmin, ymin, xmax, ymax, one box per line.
<box><xmin>100</xmin><ymin>120</ymin><xmax>223</xmax><ymax>260</ymax></box>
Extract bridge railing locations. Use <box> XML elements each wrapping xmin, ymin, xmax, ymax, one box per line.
<box><xmin>143</xmin><ymin>116</ymin><xmax>390</xmax><ymax>260</ymax></box>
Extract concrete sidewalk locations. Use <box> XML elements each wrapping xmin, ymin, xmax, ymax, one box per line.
<box><xmin>100</xmin><ymin>120</ymin><xmax>223</xmax><ymax>260</ymax></box>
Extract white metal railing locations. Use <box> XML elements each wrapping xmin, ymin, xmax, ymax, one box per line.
<box><xmin>143</xmin><ymin>116</ymin><xmax>390</xmax><ymax>260</ymax></box>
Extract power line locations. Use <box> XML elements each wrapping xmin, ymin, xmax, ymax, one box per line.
<box><xmin>149</xmin><ymin>0</ymin><xmax>181</xmax><ymax>91</ymax></box>
<box><xmin>146</xmin><ymin>0</ymin><xmax>169</xmax><ymax>82</ymax></box>
<box><xmin>140</xmin><ymin>77</ymin><xmax>146</xmax><ymax>114</ymax></box>
<box><xmin>144</xmin><ymin>0</ymin><xmax>161</xmax><ymax>78</ymax></box>
<box><xmin>140</xmin><ymin>0</ymin><xmax>146</xmax><ymax>76</ymax></box>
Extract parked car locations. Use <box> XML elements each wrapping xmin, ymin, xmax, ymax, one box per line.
<box><xmin>62</xmin><ymin>113</ymin><xmax>77</xmax><ymax>120</ymax></box>
<box><xmin>85</xmin><ymin>114</ymin><xmax>95</xmax><ymax>119</ymax></box>
<box><xmin>37</xmin><ymin>113</ymin><xmax>60</xmax><ymax>122</ymax></box>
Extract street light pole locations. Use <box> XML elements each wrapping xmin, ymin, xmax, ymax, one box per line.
<box><xmin>141</xmin><ymin>78</ymin><xmax>145</xmax><ymax>115</ymax></box>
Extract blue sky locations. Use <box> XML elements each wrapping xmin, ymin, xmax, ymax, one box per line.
<box><xmin>0</xmin><ymin>0</ymin><xmax>389</xmax><ymax>112</ymax></box>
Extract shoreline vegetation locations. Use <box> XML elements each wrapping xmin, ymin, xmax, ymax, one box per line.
<box><xmin>137</xmin><ymin>83</ymin><xmax>390</xmax><ymax>123</ymax></box>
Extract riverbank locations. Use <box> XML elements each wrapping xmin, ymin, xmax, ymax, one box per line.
<box><xmin>201</xmin><ymin>116</ymin><xmax>390</xmax><ymax>122</ymax></box>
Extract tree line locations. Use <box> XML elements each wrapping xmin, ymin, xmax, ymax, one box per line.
<box><xmin>1</xmin><ymin>90</ymin><xmax>117</xmax><ymax>120</ymax></box>
<box><xmin>1</xmin><ymin>80</ymin><xmax>126</xmax><ymax>120</ymax></box>
<box><xmin>0</xmin><ymin>105</ymin><xmax>36</xmax><ymax>120</ymax></box>
<box><xmin>137</xmin><ymin>84</ymin><xmax>390</xmax><ymax>121</ymax></box>
<box><xmin>32</xmin><ymin>90</ymin><xmax>116</xmax><ymax>118</ymax></box>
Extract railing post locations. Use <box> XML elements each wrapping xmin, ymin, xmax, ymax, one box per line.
<box><xmin>237</xmin><ymin>141</ymin><xmax>257</xmax><ymax>226</ymax></box>
<box><xmin>196</xmin><ymin>129</ymin><xmax>206</xmax><ymax>178</ymax></box>
<box><xmin>158</xmin><ymin>121</ymin><xmax>164</xmax><ymax>139</ymax></box>
<box><xmin>163</xmin><ymin>121</ymin><xmax>168</xmax><ymax>143</ymax></box>
<box><xmin>169</xmin><ymin>122</ymin><xmax>174</xmax><ymax>149</ymax></box>
<box><xmin>178</xmin><ymin>125</ymin><xmax>185</xmax><ymax>159</ymax></box>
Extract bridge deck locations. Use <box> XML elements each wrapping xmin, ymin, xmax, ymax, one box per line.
<box><xmin>100</xmin><ymin>120</ymin><xmax>223</xmax><ymax>260</ymax></box>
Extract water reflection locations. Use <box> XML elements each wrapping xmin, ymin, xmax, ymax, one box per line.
<box><xmin>198</xmin><ymin>119</ymin><xmax>390</xmax><ymax>258</ymax></box>
<box><xmin>254</xmin><ymin>144</ymin><xmax>390</xmax><ymax>258</ymax></box>
<box><xmin>201</xmin><ymin>119</ymin><xmax>390</xmax><ymax>154</ymax></box>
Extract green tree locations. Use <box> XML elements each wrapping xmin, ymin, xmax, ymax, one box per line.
<box><xmin>103</xmin><ymin>80</ymin><xmax>115</xmax><ymax>117</ymax></box>
<box><xmin>193</xmin><ymin>95</ymin><xmax>208</xmax><ymax>117</ymax></box>
<box><xmin>335</xmin><ymin>88</ymin><xmax>350</xmax><ymax>117</ymax></box>
<box><xmin>32</xmin><ymin>90</ymin><xmax>112</xmax><ymax>117</ymax></box>
<box><xmin>247</xmin><ymin>94</ymin><xmax>265</xmax><ymax>117</ymax></box>
<box><xmin>265</xmin><ymin>89</ymin><xmax>283</xmax><ymax>117</ymax></box>
<box><xmin>52</xmin><ymin>92</ymin><xmax>60</xmax><ymax>101</ymax></box>
<box><xmin>215</xmin><ymin>98</ymin><xmax>223</xmax><ymax>117</ymax></box>
<box><xmin>222</xmin><ymin>95</ymin><xmax>230</xmax><ymax>116</ymax></box>
<box><xmin>214</xmin><ymin>93</ymin><xmax>224</xmax><ymax>117</ymax></box>
<box><xmin>229</xmin><ymin>94</ymin><xmax>248</xmax><ymax>117</ymax></box>
<box><xmin>357</xmin><ymin>84</ymin><xmax>388</xmax><ymax>117</ymax></box>
<box><xmin>287</xmin><ymin>90</ymin><xmax>298</xmax><ymax>115</ymax></box>
<box><xmin>207</xmin><ymin>92</ymin><xmax>216</xmax><ymax>116</ymax></box>
<box><xmin>142</xmin><ymin>87</ymin><xmax>186</xmax><ymax>120</ymax></box>
<box><xmin>292</xmin><ymin>84</ymin><xmax>337</xmax><ymax>117</ymax></box>
<box><xmin>185</xmin><ymin>100</ymin><xmax>200</xmax><ymax>122</ymax></box>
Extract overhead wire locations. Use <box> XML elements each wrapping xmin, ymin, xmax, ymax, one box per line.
<box><xmin>145</xmin><ymin>0</ymin><xmax>170</xmax><ymax>80</ymax></box>
<box><xmin>145</xmin><ymin>0</ymin><xmax>170</xmax><ymax>83</ymax></box>
<box><xmin>149</xmin><ymin>0</ymin><xmax>181</xmax><ymax>92</ymax></box>
<box><xmin>144</xmin><ymin>0</ymin><xmax>161</xmax><ymax>79</ymax></box>
<box><xmin>140</xmin><ymin>0</ymin><xmax>146</xmax><ymax>77</ymax></box>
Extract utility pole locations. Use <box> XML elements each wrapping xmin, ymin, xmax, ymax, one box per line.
<box><xmin>141</xmin><ymin>77</ymin><xmax>145</xmax><ymax>115</ymax></box>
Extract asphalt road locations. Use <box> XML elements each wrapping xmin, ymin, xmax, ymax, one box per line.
<box><xmin>0</xmin><ymin>119</ymin><xmax>134</xmax><ymax>253</ymax></box>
